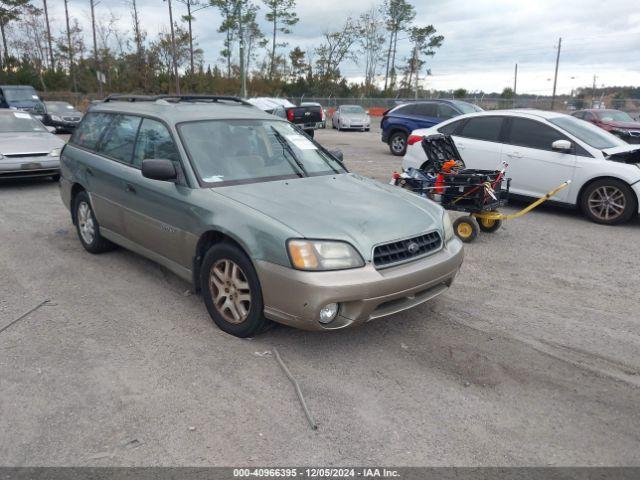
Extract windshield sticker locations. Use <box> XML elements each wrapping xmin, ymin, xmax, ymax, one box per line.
<box><xmin>202</xmin><ymin>175</ymin><xmax>225</xmax><ymax>183</ymax></box>
<box><xmin>14</xmin><ymin>112</ymin><xmax>31</xmax><ymax>119</ymax></box>
<box><xmin>286</xmin><ymin>134</ymin><xmax>317</xmax><ymax>150</ymax></box>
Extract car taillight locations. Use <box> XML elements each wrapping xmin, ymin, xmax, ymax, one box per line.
<box><xmin>407</xmin><ymin>135</ymin><xmax>423</xmax><ymax>146</ymax></box>
<box><xmin>320</xmin><ymin>109</ymin><xmax>325</xmax><ymax>121</ymax></box>
<box><xmin>287</xmin><ymin>109</ymin><xmax>294</xmax><ymax>122</ymax></box>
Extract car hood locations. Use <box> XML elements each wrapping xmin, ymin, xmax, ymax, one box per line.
<box><xmin>214</xmin><ymin>173</ymin><xmax>443</xmax><ymax>260</ymax></box>
<box><xmin>0</xmin><ymin>132</ymin><xmax>65</xmax><ymax>155</ymax></box>
<box><xmin>601</xmin><ymin>120</ymin><xmax>640</xmax><ymax>129</ymax></box>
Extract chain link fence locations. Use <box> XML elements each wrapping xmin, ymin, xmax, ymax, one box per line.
<box><xmin>38</xmin><ymin>91</ymin><xmax>640</xmax><ymax>118</ymax></box>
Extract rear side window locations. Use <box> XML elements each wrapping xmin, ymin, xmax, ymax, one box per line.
<box><xmin>457</xmin><ymin>116</ymin><xmax>503</xmax><ymax>142</ymax></box>
<box><xmin>438</xmin><ymin>119</ymin><xmax>464</xmax><ymax>135</ymax></box>
<box><xmin>97</xmin><ymin>114</ymin><xmax>141</xmax><ymax>164</ymax></box>
<box><xmin>392</xmin><ymin>104</ymin><xmax>414</xmax><ymax>115</ymax></box>
<box><xmin>133</xmin><ymin>118</ymin><xmax>180</xmax><ymax>168</ymax></box>
<box><xmin>413</xmin><ymin>103</ymin><xmax>438</xmax><ymax>117</ymax></box>
<box><xmin>70</xmin><ymin>112</ymin><xmax>112</xmax><ymax>150</ymax></box>
<box><xmin>507</xmin><ymin>118</ymin><xmax>567</xmax><ymax>151</ymax></box>
<box><xmin>437</xmin><ymin>104</ymin><xmax>459</xmax><ymax>120</ymax></box>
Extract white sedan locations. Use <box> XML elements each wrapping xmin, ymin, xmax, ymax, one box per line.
<box><xmin>402</xmin><ymin>110</ymin><xmax>640</xmax><ymax>225</ymax></box>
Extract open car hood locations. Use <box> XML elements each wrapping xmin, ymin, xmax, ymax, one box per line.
<box><xmin>602</xmin><ymin>145</ymin><xmax>640</xmax><ymax>164</ymax></box>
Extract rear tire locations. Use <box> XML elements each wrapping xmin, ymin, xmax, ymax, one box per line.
<box><xmin>477</xmin><ymin>215</ymin><xmax>502</xmax><ymax>233</ymax></box>
<box><xmin>389</xmin><ymin>131</ymin><xmax>407</xmax><ymax>156</ymax></box>
<box><xmin>200</xmin><ymin>242</ymin><xmax>268</xmax><ymax>338</ymax></box>
<box><xmin>73</xmin><ymin>191</ymin><xmax>116</xmax><ymax>253</ymax></box>
<box><xmin>580</xmin><ymin>178</ymin><xmax>637</xmax><ymax>225</ymax></box>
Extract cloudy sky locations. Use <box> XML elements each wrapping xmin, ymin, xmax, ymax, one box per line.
<box><xmin>49</xmin><ymin>0</ymin><xmax>640</xmax><ymax>94</ymax></box>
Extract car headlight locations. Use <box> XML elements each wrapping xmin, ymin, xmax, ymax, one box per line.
<box><xmin>443</xmin><ymin>210</ymin><xmax>454</xmax><ymax>242</ymax></box>
<box><xmin>288</xmin><ymin>239</ymin><xmax>364</xmax><ymax>270</ymax></box>
<box><xmin>51</xmin><ymin>115</ymin><xmax>62</xmax><ymax>122</ymax></box>
<box><xmin>49</xmin><ymin>147</ymin><xmax>61</xmax><ymax>157</ymax></box>
<box><xmin>611</xmin><ymin>128</ymin><xmax>630</xmax><ymax>136</ymax></box>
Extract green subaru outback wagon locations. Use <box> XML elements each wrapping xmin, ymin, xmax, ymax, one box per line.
<box><xmin>60</xmin><ymin>95</ymin><xmax>463</xmax><ymax>337</ymax></box>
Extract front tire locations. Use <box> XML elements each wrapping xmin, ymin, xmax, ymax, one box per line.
<box><xmin>200</xmin><ymin>242</ymin><xmax>268</xmax><ymax>338</ymax></box>
<box><xmin>389</xmin><ymin>131</ymin><xmax>407</xmax><ymax>156</ymax></box>
<box><xmin>580</xmin><ymin>179</ymin><xmax>637</xmax><ymax>225</ymax></box>
<box><xmin>73</xmin><ymin>191</ymin><xmax>115</xmax><ymax>253</ymax></box>
<box><xmin>453</xmin><ymin>216</ymin><xmax>479</xmax><ymax>243</ymax></box>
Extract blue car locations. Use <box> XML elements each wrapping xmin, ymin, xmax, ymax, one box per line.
<box><xmin>381</xmin><ymin>99</ymin><xmax>482</xmax><ymax>156</ymax></box>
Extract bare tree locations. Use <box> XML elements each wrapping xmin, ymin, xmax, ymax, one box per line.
<box><xmin>175</xmin><ymin>0</ymin><xmax>209</xmax><ymax>75</ymax></box>
<box><xmin>89</xmin><ymin>0</ymin><xmax>103</xmax><ymax>96</ymax></box>
<box><xmin>165</xmin><ymin>0</ymin><xmax>181</xmax><ymax>94</ymax></box>
<box><xmin>381</xmin><ymin>0</ymin><xmax>415</xmax><ymax>91</ymax></box>
<box><xmin>357</xmin><ymin>7</ymin><xmax>386</xmax><ymax>92</ymax></box>
<box><xmin>402</xmin><ymin>25</ymin><xmax>443</xmax><ymax>95</ymax></box>
<box><xmin>63</xmin><ymin>0</ymin><xmax>77</xmax><ymax>92</ymax></box>
<box><xmin>42</xmin><ymin>0</ymin><xmax>54</xmax><ymax>69</ymax></box>
<box><xmin>262</xmin><ymin>0</ymin><xmax>298</xmax><ymax>80</ymax></box>
<box><xmin>315</xmin><ymin>17</ymin><xmax>358</xmax><ymax>83</ymax></box>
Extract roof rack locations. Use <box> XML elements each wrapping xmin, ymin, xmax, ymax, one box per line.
<box><xmin>103</xmin><ymin>94</ymin><xmax>252</xmax><ymax>106</ymax></box>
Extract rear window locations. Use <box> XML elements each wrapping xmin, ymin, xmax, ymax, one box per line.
<box><xmin>457</xmin><ymin>116</ymin><xmax>503</xmax><ymax>142</ymax></box>
<box><xmin>391</xmin><ymin>104</ymin><xmax>414</xmax><ymax>115</ymax></box>
<box><xmin>413</xmin><ymin>103</ymin><xmax>438</xmax><ymax>117</ymax></box>
<box><xmin>70</xmin><ymin>112</ymin><xmax>112</xmax><ymax>150</ymax></box>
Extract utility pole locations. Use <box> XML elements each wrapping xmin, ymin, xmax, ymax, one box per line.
<box><xmin>513</xmin><ymin>63</ymin><xmax>518</xmax><ymax>107</ymax></box>
<box><xmin>166</xmin><ymin>0</ymin><xmax>181</xmax><ymax>94</ymax></box>
<box><xmin>42</xmin><ymin>0</ymin><xmax>55</xmax><ymax>70</ymax></box>
<box><xmin>592</xmin><ymin>74</ymin><xmax>598</xmax><ymax>108</ymax></box>
<box><xmin>550</xmin><ymin>37</ymin><xmax>561</xmax><ymax>110</ymax></box>
<box><xmin>63</xmin><ymin>0</ymin><xmax>78</xmax><ymax>94</ymax></box>
<box><xmin>90</xmin><ymin>0</ymin><xmax>103</xmax><ymax>98</ymax></box>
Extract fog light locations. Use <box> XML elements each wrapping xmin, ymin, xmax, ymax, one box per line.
<box><xmin>319</xmin><ymin>303</ymin><xmax>339</xmax><ymax>324</ymax></box>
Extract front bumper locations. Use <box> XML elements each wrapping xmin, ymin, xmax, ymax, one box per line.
<box><xmin>632</xmin><ymin>181</ymin><xmax>640</xmax><ymax>213</ymax></box>
<box><xmin>0</xmin><ymin>157</ymin><xmax>60</xmax><ymax>179</ymax></box>
<box><xmin>256</xmin><ymin>238</ymin><xmax>464</xmax><ymax>331</ymax></box>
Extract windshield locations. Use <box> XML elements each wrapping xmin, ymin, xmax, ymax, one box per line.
<box><xmin>46</xmin><ymin>102</ymin><xmax>76</xmax><ymax>113</ymax></box>
<box><xmin>0</xmin><ymin>111</ymin><xmax>47</xmax><ymax>133</ymax></box>
<box><xmin>549</xmin><ymin>116</ymin><xmax>626</xmax><ymax>149</ymax></box>
<box><xmin>452</xmin><ymin>101</ymin><xmax>483</xmax><ymax>114</ymax></box>
<box><xmin>178</xmin><ymin>119</ymin><xmax>346</xmax><ymax>186</ymax></box>
<box><xmin>3</xmin><ymin>87</ymin><xmax>39</xmax><ymax>103</ymax></box>
<box><xmin>341</xmin><ymin>106</ymin><xmax>365</xmax><ymax>114</ymax></box>
<box><xmin>595</xmin><ymin>110</ymin><xmax>635</xmax><ymax>123</ymax></box>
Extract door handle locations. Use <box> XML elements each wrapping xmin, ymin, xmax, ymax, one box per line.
<box><xmin>125</xmin><ymin>183</ymin><xmax>136</xmax><ymax>194</ymax></box>
<box><xmin>86</xmin><ymin>167</ymin><xmax>93</xmax><ymax>176</ymax></box>
<box><xmin>507</xmin><ymin>152</ymin><xmax>523</xmax><ymax>158</ymax></box>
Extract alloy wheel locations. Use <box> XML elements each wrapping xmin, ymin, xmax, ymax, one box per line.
<box><xmin>77</xmin><ymin>201</ymin><xmax>95</xmax><ymax>245</ymax></box>
<box><xmin>587</xmin><ymin>185</ymin><xmax>626</xmax><ymax>221</ymax></box>
<box><xmin>209</xmin><ymin>259</ymin><xmax>252</xmax><ymax>324</ymax></box>
<box><xmin>391</xmin><ymin>135</ymin><xmax>405</xmax><ymax>153</ymax></box>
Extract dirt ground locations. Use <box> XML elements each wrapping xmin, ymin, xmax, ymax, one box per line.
<box><xmin>1</xmin><ymin>127</ymin><xmax>639</xmax><ymax>466</ymax></box>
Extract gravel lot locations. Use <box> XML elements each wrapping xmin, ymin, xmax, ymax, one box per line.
<box><xmin>1</xmin><ymin>127</ymin><xmax>639</xmax><ymax>466</ymax></box>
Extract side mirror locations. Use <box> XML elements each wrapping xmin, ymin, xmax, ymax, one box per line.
<box><xmin>46</xmin><ymin>126</ymin><xmax>56</xmax><ymax>133</ymax></box>
<box><xmin>141</xmin><ymin>159</ymin><xmax>177</xmax><ymax>181</ymax></box>
<box><xmin>552</xmin><ymin>139</ymin><xmax>572</xmax><ymax>152</ymax></box>
<box><xmin>329</xmin><ymin>149</ymin><xmax>344</xmax><ymax>162</ymax></box>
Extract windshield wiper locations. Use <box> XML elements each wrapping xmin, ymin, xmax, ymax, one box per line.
<box><xmin>270</xmin><ymin>126</ymin><xmax>307</xmax><ymax>177</ymax></box>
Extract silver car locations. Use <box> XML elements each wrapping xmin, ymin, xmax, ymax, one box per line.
<box><xmin>0</xmin><ymin>110</ymin><xmax>65</xmax><ymax>180</ymax></box>
<box><xmin>332</xmin><ymin>105</ymin><xmax>371</xmax><ymax>131</ymax></box>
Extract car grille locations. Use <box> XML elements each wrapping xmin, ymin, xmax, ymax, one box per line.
<box><xmin>373</xmin><ymin>231</ymin><xmax>442</xmax><ymax>268</ymax></box>
<box><xmin>63</xmin><ymin>116</ymin><xmax>81</xmax><ymax>122</ymax></box>
<box><xmin>629</xmin><ymin>130</ymin><xmax>640</xmax><ymax>137</ymax></box>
